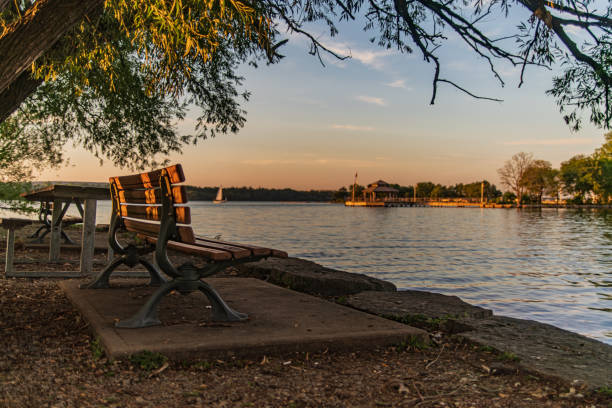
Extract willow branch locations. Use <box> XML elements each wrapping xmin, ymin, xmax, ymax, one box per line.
<box><xmin>542</xmin><ymin>0</ymin><xmax>612</xmax><ymax>26</ymax></box>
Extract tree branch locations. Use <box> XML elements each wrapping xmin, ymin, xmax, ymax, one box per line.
<box><xmin>543</xmin><ymin>0</ymin><xmax>612</xmax><ymax>26</ymax></box>
<box><xmin>438</xmin><ymin>79</ymin><xmax>503</xmax><ymax>102</ymax></box>
<box><xmin>270</xmin><ymin>4</ymin><xmax>350</xmax><ymax>65</ymax></box>
<box><xmin>518</xmin><ymin>0</ymin><xmax>612</xmax><ymax>89</ymax></box>
<box><xmin>519</xmin><ymin>21</ymin><xmax>540</xmax><ymax>88</ymax></box>
<box><xmin>0</xmin><ymin>0</ymin><xmax>103</xmax><ymax>96</ymax></box>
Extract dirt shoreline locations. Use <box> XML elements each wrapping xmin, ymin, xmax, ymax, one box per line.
<box><xmin>0</xmin><ymin>225</ymin><xmax>611</xmax><ymax>407</ymax></box>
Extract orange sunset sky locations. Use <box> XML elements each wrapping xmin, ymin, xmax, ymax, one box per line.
<box><xmin>37</xmin><ymin>19</ymin><xmax>606</xmax><ymax>190</ymax></box>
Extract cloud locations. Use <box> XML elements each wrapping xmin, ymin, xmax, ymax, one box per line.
<box><xmin>356</xmin><ymin>95</ymin><xmax>386</xmax><ymax>106</ymax></box>
<box><xmin>502</xmin><ymin>138</ymin><xmax>597</xmax><ymax>146</ymax></box>
<box><xmin>277</xmin><ymin>27</ymin><xmax>393</xmax><ymax>70</ymax></box>
<box><xmin>325</xmin><ymin>40</ymin><xmax>393</xmax><ymax>70</ymax></box>
<box><xmin>385</xmin><ymin>79</ymin><xmax>411</xmax><ymax>90</ymax></box>
<box><xmin>331</xmin><ymin>124</ymin><xmax>375</xmax><ymax>131</ymax></box>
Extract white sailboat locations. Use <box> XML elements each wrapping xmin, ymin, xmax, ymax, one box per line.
<box><xmin>213</xmin><ymin>186</ymin><xmax>227</xmax><ymax>204</ymax></box>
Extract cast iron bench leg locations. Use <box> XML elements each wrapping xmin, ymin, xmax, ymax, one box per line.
<box><xmin>139</xmin><ymin>258</ymin><xmax>166</xmax><ymax>286</ymax></box>
<box><xmin>80</xmin><ymin>257</ymin><xmax>125</xmax><ymax>289</ymax></box>
<box><xmin>80</xmin><ymin>251</ymin><xmax>166</xmax><ymax>289</ymax></box>
<box><xmin>115</xmin><ymin>264</ymin><xmax>247</xmax><ymax>329</ymax></box>
<box><xmin>115</xmin><ymin>280</ymin><xmax>181</xmax><ymax>328</ymax></box>
<box><xmin>198</xmin><ymin>280</ymin><xmax>248</xmax><ymax>322</ymax></box>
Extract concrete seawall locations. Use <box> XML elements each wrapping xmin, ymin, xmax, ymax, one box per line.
<box><xmin>234</xmin><ymin>257</ymin><xmax>612</xmax><ymax>390</ymax></box>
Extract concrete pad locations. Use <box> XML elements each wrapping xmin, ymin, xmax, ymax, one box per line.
<box><xmin>59</xmin><ymin>278</ymin><xmax>428</xmax><ymax>360</ymax></box>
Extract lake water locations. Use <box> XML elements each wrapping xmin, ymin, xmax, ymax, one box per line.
<box><xmin>24</xmin><ymin>201</ymin><xmax>612</xmax><ymax>344</ymax></box>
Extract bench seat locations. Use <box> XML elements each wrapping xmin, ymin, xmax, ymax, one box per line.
<box><xmin>144</xmin><ymin>235</ymin><xmax>288</xmax><ymax>261</ymax></box>
<box><xmin>81</xmin><ymin>164</ymin><xmax>287</xmax><ymax>328</ymax></box>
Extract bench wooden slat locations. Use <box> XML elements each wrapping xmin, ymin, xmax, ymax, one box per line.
<box><xmin>195</xmin><ymin>236</ymin><xmax>287</xmax><ymax>258</ymax></box>
<box><xmin>123</xmin><ymin>219</ymin><xmax>195</xmax><ymax>243</ymax></box>
<box><xmin>189</xmin><ymin>241</ymin><xmax>252</xmax><ymax>259</ymax></box>
<box><xmin>111</xmin><ymin>164</ymin><xmax>185</xmax><ymax>189</ymax></box>
<box><xmin>148</xmin><ymin>236</ymin><xmax>252</xmax><ymax>259</ymax></box>
<box><xmin>117</xmin><ymin>186</ymin><xmax>188</xmax><ymax>204</ymax></box>
<box><xmin>145</xmin><ymin>236</ymin><xmax>232</xmax><ymax>261</ymax></box>
<box><xmin>120</xmin><ymin>205</ymin><xmax>191</xmax><ymax>224</ymax></box>
<box><xmin>195</xmin><ymin>236</ymin><xmax>270</xmax><ymax>256</ymax></box>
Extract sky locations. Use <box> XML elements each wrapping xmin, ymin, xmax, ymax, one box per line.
<box><xmin>37</xmin><ymin>7</ymin><xmax>608</xmax><ymax>190</ymax></box>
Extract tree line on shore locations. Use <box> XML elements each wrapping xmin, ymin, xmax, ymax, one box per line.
<box><xmin>334</xmin><ymin>132</ymin><xmax>611</xmax><ymax>205</ymax></box>
<box><xmin>334</xmin><ymin>181</ymin><xmax>505</xmax><ymax>203</ymax></box>
<box><xmin>186</xmin><ymin>186</ymin><xmax>333</xmax><ymax>202</ymax></box>
<box><xmin>498</xmin><ymin>133</ymin><xmax>611</xmax><ymax>205</ymax></box>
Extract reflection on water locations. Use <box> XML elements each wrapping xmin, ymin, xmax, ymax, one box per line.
<box><xmin>12</xmin><ymin>201</ymin><xmax>612</xmax><ymax>344</ymax></box>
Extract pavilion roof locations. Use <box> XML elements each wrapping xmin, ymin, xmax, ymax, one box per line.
<box><xmin>363</xmin><ymin>184</ymin><xmax>398</xmax><ymax>193</ymax></box>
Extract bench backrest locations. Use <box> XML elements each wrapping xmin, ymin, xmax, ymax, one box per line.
<box><xmin>109</xmin><ymin>164</ymin><xmax>196</xmax><ymax>244</ymax></box>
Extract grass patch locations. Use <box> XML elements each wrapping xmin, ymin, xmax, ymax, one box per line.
<box><xmin>336</xmin><ymin>296</ymin><xmax>347</xmax><ymax>305</ymax></box>
<box><xmin>395</xmin><ymin>336</ymin><xmax>428</xmax><ymax>352</ymax></box>
<box><xmin>479</xmin><ymin>345</ymin><xmax>495</xmax><ymax>353</ymax></box>
<box><xmin>498</xmin><ymin>351</ymin><xmax>520</xmax><ymax>362</ymax></box>
<box><xmin>129</xmin><ymin>350</ymin><xmax>167</xmax><ymax>371</ymax></box>
<box><xmin>91</xmin><ymin>337</ymin><xmax>104</xmax><ymax>360</ymax></box>
<box><xmin>596</xmin><ymin>386</ymin><xmax>612</xmax><ymax>397</ymax></box>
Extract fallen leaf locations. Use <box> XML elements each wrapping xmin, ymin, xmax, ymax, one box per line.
<box><xmin>148</xmin><ymin>362</ymin><xmax>169</xmax><ymax>378</ymax></box>
<box><xmin>398</xmin><ymin>383</ymin><xmax>410</xmax><ymax>394</ymax></box>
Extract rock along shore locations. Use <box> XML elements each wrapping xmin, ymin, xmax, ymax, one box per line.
<box><xmin>235</xmin><ymin>257</ymin><xmax>612</xmax><ymax>390</ymax></box>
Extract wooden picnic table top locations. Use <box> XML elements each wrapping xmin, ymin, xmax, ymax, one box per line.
<box><xmin>21</xmin><ymin>183</ymin><xmax>110</xmax><ymax>201</ymax></box>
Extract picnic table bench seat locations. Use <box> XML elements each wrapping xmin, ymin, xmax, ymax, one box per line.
<box><xmin>81</xmin><ymin>164</ymin><xmax>287</xmax><ymax>329</ymax></box>
<box><xmin>1</xmin><ymin>218</ymin><xmax>32</xmax><ymax>277</ymax></box>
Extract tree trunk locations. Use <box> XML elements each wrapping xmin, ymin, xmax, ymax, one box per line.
<box><xmin>0</xmin><ymin>70</ymin><xmax>42</xmax><ymax>123</ymax></box>
<box><xmin>0</xmin><ymin>0</ymin><xmax>103</xmax><ymax>118</ymax></box>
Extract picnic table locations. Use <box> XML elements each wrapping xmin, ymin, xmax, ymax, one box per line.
<box><xmin>22</xmin><ymin>184</ymin><xmax>110</xmax><ymax>276</ymax></box>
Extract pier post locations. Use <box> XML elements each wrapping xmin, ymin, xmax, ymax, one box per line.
<box><xmin>481</xmin><ymin>181</ymin><xmax>484</xmax><ymax>206</ymax></box>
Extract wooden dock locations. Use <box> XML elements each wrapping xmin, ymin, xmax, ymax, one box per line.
<box><xmin>344</xmin><ymin>199</ymin><xmax>513</xmax><ymax>208</ymax></box>
<box><xmin>345</xmin><ymin>200</ymin><xmax>424</xmax><ymax>207</ymax></box>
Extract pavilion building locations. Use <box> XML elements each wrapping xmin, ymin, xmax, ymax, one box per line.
<box><xmin>362</xmin><ymin>180</ymin><xmax>399</xmax><ymax>202</ymax></box>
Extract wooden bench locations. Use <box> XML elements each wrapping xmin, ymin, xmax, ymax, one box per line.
<box><xmin>1</xmin><ymin>218</ymin><xmax>32</xmax><ymax>277</ymax></box>
<box><xmin>29</xmin><ymin>200</ymin><xmax>83</xmax><ymax>244</ymax></box>
<box><xmin>81</xmin><ymin>164</ymin><xmax>287</xmax><ymax>328</ymax></box>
